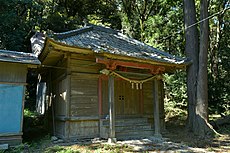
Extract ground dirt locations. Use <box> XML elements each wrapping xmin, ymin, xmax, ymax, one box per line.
<box><xmin>2</xmin><ymin>120</ymin><xmax>230</xmax><ymax>153</ymax></box>
<box><xmin>162</xmin><ymin>122</ymin><xmax>230</xmax><ymax>153</ymax></box>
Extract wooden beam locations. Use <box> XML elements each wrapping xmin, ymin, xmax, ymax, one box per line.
<box><xmin>96</xmin><ymin>58</ymin><xmax>117</xmax><ymax>70</ymax></box>
<box><xmin>55</xmin><ymin>116</ymin><xmax>99</xmax><ymax>121</ymax></box>
<box><xmin>153</xmin><ymin>79</ymin><xmax>162</xmax><ymax>137</ymax></box>
<box><xmin>96</xmin><ymin>58</ymin><xmax>165</xmax><ymax>74</ymax></box>
<box><xmin>0</xmin><ymin>133</ymin><xmax>23</xmax><ymax>137</ymax></box>
<box><xmin>108</xmin><ymin>75</ymin><xmax>116</xmax><ymax>143</ymax></box>
<box><xmin>115</xmin><ymin>71</ymin><xmax>152</xmax><ymax>78</ymax></box>
<box><xmin>0</xmin><ymin>82</ymin><xmax>27</xmax><ymax>85</ymax></box>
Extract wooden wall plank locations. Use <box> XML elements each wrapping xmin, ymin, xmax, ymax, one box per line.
<box><xmin>102</xmin><ymin>78</ymin><xmax>109</xmax><ymax>117</ymax></box>
<box><xmin>69</xmin><ymin>121</ymin><xmax>99</xmax><ymax>139</ymax></box>
<box><xmin>55</xmin><ymin>121</ymin><xmax>66</xmax><ymax>139</ymax></box>
<box><xmin>70</xmin><ymin>58</ymin><xmax>102</xmax><ymax>73</ymax></box>
<box><xmin>0</xmin><ymin>62</ymin><xmax>27</xmax><ymax>83</ymax></box>
<box><xmin>70</xmin><ymin>73</ymin><xmax>98</xmax><ymax>116</ymax></box>
<box><xmin>54</xmin><ymin>77</ymin><xmax>68</xmax><ymax>116</ymax></box>
<box><xmin>143</xmin><ymin>81</ymin><xmax>154</xmax><ymax>115</ymax></box>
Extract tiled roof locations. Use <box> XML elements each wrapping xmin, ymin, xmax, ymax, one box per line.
<box><xmin>31</xmin><ymin>25</ymin><xmax>189</xmax><ymax>65</ymax></box>
<box><xmin>0</xmin><ymin>50</ymin><xmax>40</xmax><ymax>65</ymax></box>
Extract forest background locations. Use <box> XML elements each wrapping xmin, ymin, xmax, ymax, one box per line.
<box><xmin>0</xmin><ymin>0</ymin><xmax>229</xmax><ymax>136</ymax></box>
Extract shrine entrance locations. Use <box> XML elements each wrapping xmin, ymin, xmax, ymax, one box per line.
<box><xmin>114</xmin><ymin>79</ymin><xmax>141</xmax><ymax>117</ymax></box>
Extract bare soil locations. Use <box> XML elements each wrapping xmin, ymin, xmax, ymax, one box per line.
<box><xmin>3</xmin><ymin>119</ymin><xmax>230</xmax><ymax>153</ymax></box>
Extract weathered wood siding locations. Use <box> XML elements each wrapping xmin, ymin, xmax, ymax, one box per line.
<box><xmin>143</xmin><ymin>81</ymin><xmax>154</xmax><ymax>115</ymax></box>
<box><xmin>101</xmin><ymin>77</ymin><xmax>109</xmax><ymax>117</ymax></box>
<box><xmin>69</xmin><ymin>120</ymin><xmax>99</xmax><ymax>139</ymax></box>
<box><xmin>54</xmin><ymin>77</ymin><xmax>68</xmax><ymax>116</ymax></box>
<box><xmin>70</xmin><ymin>55</ymin><xmax>102</xmax><ymax>73</ymax></box>
<box><xmin>143</xmin><ymin>80</ymin><xmax>165</xmax><ymax>130</ymax></box>
<box><xmin>67</xmin><ymin>56</ymin><xmax>100</xmax><ymax>139</ymax></box>
<box><xmin>55</xmin><ymin>121</ymin><xmax>66</xmax><ymax>139</ymax></box>
<box><xmin>70</xmin><ymin>73</ymin><xmax>98</xmax><ymax>116</ymax></box>
<box><xmin>0</xmin><ymin>62</ymin><xmax>27</xmax><ymax>83</ymax></box>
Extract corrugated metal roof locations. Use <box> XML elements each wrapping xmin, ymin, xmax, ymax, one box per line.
<box><xmin>31</xmin><ymin>25</ymin><xmax>189</xmax><ymax>65</ymax></box>
<box><xmin>0</xmin><ymin>50</ymin><xmax>40</xmax><ymax>65</ymax></box>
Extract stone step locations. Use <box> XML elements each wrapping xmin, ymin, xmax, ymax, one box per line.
<box><xmin>116</xmin><ymin>129</ymin><xmax>154</xmax><ymax>140</ymax></box>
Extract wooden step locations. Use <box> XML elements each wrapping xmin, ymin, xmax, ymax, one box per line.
<box><xmin>100</xmin><ymin>117</ymin><xmax>154</xmax><ymax>139</ymax></box>
<box><xmin>101</xmin><ymin>118</ymin><xmax>149</xmax><ymax>126</ymax></box>
<box><xmin>115</xmin><ymin>124</ymin><xmax>152</xmax><ymax>132</ymax></box>
<box><xmin>116</xmin><ymin>129</ymin><xmax>154</xmax><ymax>140</ymax></box>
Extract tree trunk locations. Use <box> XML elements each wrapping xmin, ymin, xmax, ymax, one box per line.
<box><xmin>184</xmin><ymin>0</ymin><xmax>215</xmax><ymax>137</ymax></box>
<box><xmin>183</xmin><ymin>0</ymin><xmax>199</xmax><ymax>131</ymax></box>
<box><xmin>195</xmin><ymin>0</ymin><xmax>215</xmax><ymax>136</ymax></box>
<box><xmin>197</xmin><ymin>0</ymin><xmax>209</xmax><ymax>121</ymax></box>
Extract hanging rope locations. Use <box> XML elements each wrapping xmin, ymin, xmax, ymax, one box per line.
<box><xmin>100</xmin><ymin>69</ymin><xmax>162</xmax><ymax>89</ymax></box>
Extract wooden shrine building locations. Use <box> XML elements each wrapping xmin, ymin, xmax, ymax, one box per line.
<box><xmin>31</xmin><ymin>25</ymin><xmax>189</xmax><ymax>142</ymax></box>
<box><xmin>0</xmin><ymin>50</ymin><xmax>40</xmax><ymax>146</ymax></box>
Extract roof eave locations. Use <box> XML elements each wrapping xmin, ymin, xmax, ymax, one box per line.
<box><xmin>99</xmin><ymin>52</ymin><xmax>188</xmax><ymax>69</ymax></box>
<box><xmin>42</xmin><ymin>38</ymin><xmax>189</xmax><ymax>70</ymax></box>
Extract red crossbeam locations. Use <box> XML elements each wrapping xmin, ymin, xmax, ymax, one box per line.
<box><xmin>96</xmin><ymin>58</ymin><xmax>165</xmax><ymax>74</ymax></box>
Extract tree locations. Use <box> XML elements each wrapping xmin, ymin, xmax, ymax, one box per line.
<box><xmin>208</xmin><ymin>0</ymin><xmax>230</xmax><ymax>115</ymax></box>
<box><xmin>184</xmin><ymin>0</ymin><xmax>216</xmax><ymax>136</ymax></box>
<box><xmin>120</xmin><ymin>0</ymin><xmax>158</xmax><ymax>41</ymax></box>
<box><xmin>0</xmin><ymin>0</ymin><xmax>121</xmax><ymax>51</ymax></box>
<box><xmin>0</xmin><ymin>0</ymin><xmax>33</xmax><ymax>51</ymax></box>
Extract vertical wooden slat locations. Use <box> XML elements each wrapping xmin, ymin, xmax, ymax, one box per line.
<box><xmin>108</xmin><ymin>75</ymin><xmax>116</xmax><ymax>143</ymax></box>
<box><xmin>140</xmin><ymin>88</ymin><xmax>144</xmax><ymax>115</ymax></box>
<box><xmin>66</xmin><ymin>54</ymin><xmax>71</xmax><ymax>139</ymax></box>
<box><xmin>153</xmin><ymin>79</ymin><xmax>161</xmax><ymax>137</ymax></box>
<box><xmin>98</xmin><ymin>76</ymin><xmax>102</xmax><ymax>117</ymax></box>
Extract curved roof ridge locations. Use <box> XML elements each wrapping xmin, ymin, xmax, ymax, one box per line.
<box><xmin>51</xmin><ymin>25</ymin><xmax>120</xmax><ymax>40</ymax></box>
<box><xmin>52</xmin><ymin>26</ymin><xmax>93</xmax><ymax>39</ymax></box>
<box><xmin>92</xmin><ymin>25</ymin><xmax>119</xmax><ymax>34</ymax></box>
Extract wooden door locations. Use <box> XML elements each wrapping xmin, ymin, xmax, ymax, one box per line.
<box><xmin>115</xmin><ymin>79</ymin><xmax>140</xmax><ymax>116</ymax></box>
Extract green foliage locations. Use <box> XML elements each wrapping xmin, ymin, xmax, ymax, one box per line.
<box><xmin>145</xmin><ymin>0</ymin><xmax>185</xmax><ymax>56</ymax></box>
<box><xmin>0</xmin><ymin>0</ymin><xmax>33</xmax><ymax>51</ymax></box>
<box><xmin>164</xmin><ymin>71</ymin><xmax>188</xmax><ymax>120</ymax></box>
<box><xmin>164</xmin><ymin>72</ymin><xmax>187</xmax><ymax>108</ymax></box>
<box><xmin>45</xmin><ymin>145</ymin><xmax>80</xmax><ymax>153</ymax></box>
<box><xmin>24</xmin><ymin>108</ymin><xmax>39</xmax><ymax>118</ymax></box>
<box><xmin>208</xmin><ymin>0</ymin><xmax>230</xmax><ymax>115</ymax></box>
<box><xmin>120</xmin><ymin>0</ymin><xmax>163</xmax><ymax>40</ymax></box>
<box><xmin>0</xmin><ymin>0</ymin><xmax>121</xmax><ymax>51</ymax></box>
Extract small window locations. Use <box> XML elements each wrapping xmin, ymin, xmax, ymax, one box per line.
<box><xmin>119</xmin><ymin>95</ymin><xmax>124</xmax><ymax>100</ymax></box>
